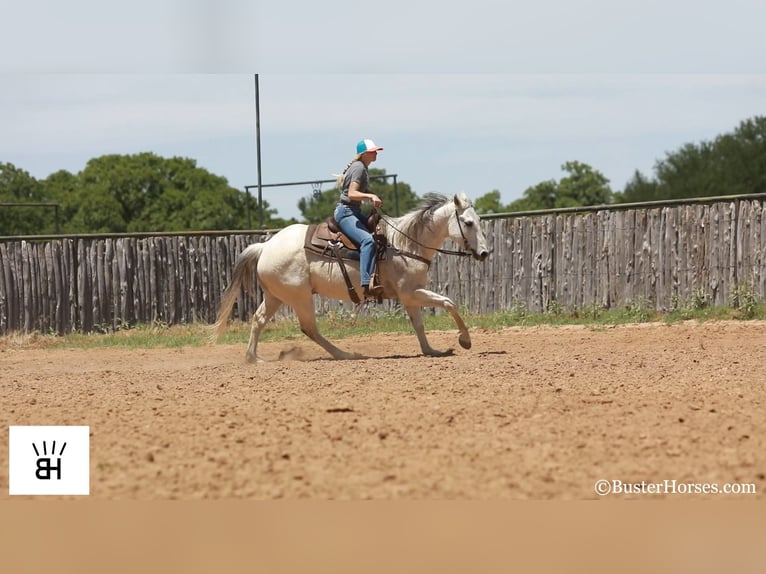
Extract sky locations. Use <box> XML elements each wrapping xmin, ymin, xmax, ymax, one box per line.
<box><xmin>2</xmin><ymin>1</ymin><xmax>765</xmax><ymax>221</ymax></box>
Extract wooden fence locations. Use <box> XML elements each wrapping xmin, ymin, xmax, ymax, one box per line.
<box><xmin>1</xmin><ymin>195</ymin><xmax>765</xmax><ymax>335</ymax></box>
<box><xmin>465</xmin><ymin>198</ymin><xmax>765</xmax><ymax>313</ymax></box>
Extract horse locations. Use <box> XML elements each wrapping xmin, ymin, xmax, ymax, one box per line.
<box><xmin>212</xmin><ymin>192</ymin><xmax>490</xmax><ymax>362</ymax></box>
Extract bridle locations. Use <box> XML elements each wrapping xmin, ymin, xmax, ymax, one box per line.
<box><xmin>376</xmin><ymin>207</ymin><xmax>476</xmax><ymax>264</ymax></box>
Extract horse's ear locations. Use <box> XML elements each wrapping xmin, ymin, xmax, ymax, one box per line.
<box><xmin>453</xmin><ymin>192</ymin><xmax>470</xmax><ymax>210</ymax></box>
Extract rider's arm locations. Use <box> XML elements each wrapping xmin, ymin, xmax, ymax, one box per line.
<box><xmin>348</xmin><ymin>181</ymin><xmax>382</xmax><ymax>207</ymax></box>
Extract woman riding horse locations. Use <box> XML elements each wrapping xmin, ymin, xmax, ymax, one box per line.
<box><xmin>333</xmin><ymin>139</ymin><xmax>385</xmax><ymax>300</ymax></box>
<box><xmin>213</xmin><ymin>191</ymin><xmax>490</xmax><ymax>363</ymax></box>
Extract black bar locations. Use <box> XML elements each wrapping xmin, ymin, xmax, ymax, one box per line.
<box><xmin>393</xmin><ymin>174</ymin><xmax>399</xmax><ymax>216</ymax></box>
<box><xmin>245</xmin><ymin>174</ymin><xmax>398</xmax><ymax>191</ymax></box>
<box><xmin>255</xmin><ymin>74</ymin><xmax>263</xmax><ymax>229</ymax></box>
<box><xmin>0</xmin><ymin>203</ymin><xmax>62</xmax><ymax>234</ymax></box>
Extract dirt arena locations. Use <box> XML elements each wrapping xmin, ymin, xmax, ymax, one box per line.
<box><xmin>1</xmin><ymin>321</ymin><xmax>764</xmax><ymax>499</ymax></box>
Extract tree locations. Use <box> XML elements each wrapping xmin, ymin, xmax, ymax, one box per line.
<box><xmin>0</xmin><ymin>163</ymin><xmax>48</xmax><ymax>235</ymax></box>
<box><xmin>617</xmin><ymin>115</ymin><xmax>766</xmax><ymax>203</ymax></box>
<box><xmin>507</xmin><ymin>180</ymin><xmax>558</xmax><ymax>212</ymax></box>
<box><xmin>473</xmin><ymin>190</ymin><xmax>506</xmax><ymax>214</ymax></box>
<box><xmin>297</xmin><ymin>187</ymin><xmax>339</xmax><ymax>224</ymax></box>
<box><xmin>67</xmin><ymin>186</ymin><xmax>126</xmax><ymax>233</ymax></box>
<box><xmin>42</xmin><ymin>170</ymin><xmax>79</xmax><ymax>229</ymax></box>
<box><xmin>504</xmin><ymin>161</ymin><xmax>613</xmax><ymax>212</ymax></box>
<box><xmin>70</xmin><ymin>153</ymin><xmax>242</xmax><ymax>232</ymax></box>
<box><xmin>727</xmin><ymin>115</ymin><xmax>766</xmax><ymax>194</ymax></box>
<box><xmin>556</xmin><ymin>161</ymin><xmax>613</xmax><ymax>207</ymax></box>
<box><xmin>57</xmin><ymin>152</ymin><xmax>290</xmax><ymax>232</ymax></box>
<box><xmin>615</xmin><ymin>170</ymin><xmax>659</xmax><ymax>203</ymax></box>
<box><xmin>4</xmin><ymin>154</ymin><xmax>295</xmax><ymax>234</ymax></box>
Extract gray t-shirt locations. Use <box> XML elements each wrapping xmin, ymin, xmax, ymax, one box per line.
<box><xmin>340</xmin><ymin>160</ymin><xmax>369</xmax><ymax>205</ymax></box>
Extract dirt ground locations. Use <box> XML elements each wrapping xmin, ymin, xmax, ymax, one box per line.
<box><xmin>1</xmin><ymin>321</ymin><xmax>764</xmax><ymax>499</ymax></box>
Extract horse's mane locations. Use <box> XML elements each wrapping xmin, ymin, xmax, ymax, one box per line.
<box><xmin>385</xmin><ymin>193</ymin><xmax>450</xmax><ymax>253</ymax></box>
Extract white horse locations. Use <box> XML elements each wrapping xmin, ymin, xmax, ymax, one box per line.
<box><xmin>213</xmin><ymin>192</ymin><xmax>489</xmax><ymax>362</ymax></box>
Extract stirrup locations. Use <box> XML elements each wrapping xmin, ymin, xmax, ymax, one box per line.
<box><xmin>363</xmin><ymin>284</ymin><xmax>383</xmax><ymax>300</ymax></box>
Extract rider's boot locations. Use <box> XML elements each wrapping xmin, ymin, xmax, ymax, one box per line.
<box><xmin>363</xmin><ymin>284</ymin><xmax>383</xmax><ymax>301</ymax></box>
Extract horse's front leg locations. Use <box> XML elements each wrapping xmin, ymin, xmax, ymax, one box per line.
<box><xmin>404</xmin><ymin>305</ymin><xmax>452</xmax><ymax>357</ymax></box>
<box><xmin>403</xmin><ymin>288</ymin><xmax>472</xmax><ymax>356</ymax></box>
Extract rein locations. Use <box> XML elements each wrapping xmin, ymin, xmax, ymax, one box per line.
<box><xmin>376</xmin><ymin>208</ymin><xmax>474</xmax><ymax>260</ymax></box>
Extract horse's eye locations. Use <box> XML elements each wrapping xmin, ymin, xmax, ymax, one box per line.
<box><xmin>463</xmin><ymin>219</ymin><xmax>474</xmax><ymax>227</ymax></box>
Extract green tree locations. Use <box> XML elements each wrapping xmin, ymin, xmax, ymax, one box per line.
<box><xmin>505</xmin><ymin>162</ymin><xmax>613</xmax><ymax>212</ymax></box>
<box><xmin>60</xmin><ymin>152</ymin><xmax>287</xmax><ymax>232</ymax></box>
<box><xmin>473</xmin><ymin>190</ymin><xmax>506</xmax><ymax>214</ymax></box>
<box><xmin>507</xmin><ymin>180</ymin><xmax>558</xmax><ymax>212</ymax></box>
<box><xmin>245</xmin><ymin>191</ymin><xmax>294</xmax><ymax>230</ymax></box>
<box><xmin>297</xmin><ymin>187</ymin><xmax>339</xmax><ymax>224</ymax></box>
<box><xmin>5</xmin><ymin>154</ymin><xmax>292</xmax><ymax>235</ymax></box>
<box><xmin>70</xmin><ymin>153</ymin><xmax>233</xmax><ymax>232</ymax></box>
<box><xmin>0</xmin><ymin>163</ymin><xmax>48</xmax><ymax>235</ymax></box>
<box><xmin>556</xmin><ymin>161</ymin><xmax>613</xmax><ymax>207</ymax></box>
<box><xmin>42</xmin><ymin>169</ymin><xmax>79</xmax><ymax>230</ymax></box>
<box><xmin>618</xmin><ymin>115</ymin><xmax>766</xmax><ymax>203</ymax></box>
<box><xmin>653</xmin><ymin>142</ymin><xmax>718</xmax><ymax>199</ymax></box>
<box><xmin>68</xmin><ymin>185</ymin><xmax>126</xmax><ymax>233</ymax></box>
<box><xmin>615</xmin><ymin>170</ymin><xmax>659</xmax><ymax>203</ymax></box>
<box><xmin>726</xmin><ymin>115</ymin><xmax>766</xmax><ymax>194</ymax></box>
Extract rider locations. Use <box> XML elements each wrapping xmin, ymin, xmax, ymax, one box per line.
<box><xmin>334</xmin><ymin>138</ymin><xmax>385</xmax><ymax>300</ymax></box>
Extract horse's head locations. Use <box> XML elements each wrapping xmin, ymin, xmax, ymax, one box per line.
<box><xmin>449</xmin><ymin>193</ymin><xmax>490</xmax><ymax>262</ymax></box>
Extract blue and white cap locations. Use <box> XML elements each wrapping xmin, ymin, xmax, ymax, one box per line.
<box><xmin>356</xmin><ymin>139</ymin><xmax>384</xmax><ymax>154</ymax></box>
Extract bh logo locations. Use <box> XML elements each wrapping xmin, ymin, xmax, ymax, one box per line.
<box><xmin>33</xmin><ymin>440</ymin><xmax>66</xmax><ymax>480</ymax></box>
<box><xmin>9</xmin><ymin>426</ymin><xmax>90</xmax><ymax>495</ymax></box>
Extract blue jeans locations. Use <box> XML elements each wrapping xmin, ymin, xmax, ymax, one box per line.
<box><xmin>334</xmin><ymin>203</ymin><xmax>375</xmax><ymax>287</ymax></box>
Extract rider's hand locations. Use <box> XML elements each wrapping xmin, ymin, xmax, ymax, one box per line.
<box><xmin>368</xmin><ymin>194</ymin><xmax>382</xmax><ymax>208</ymax></box>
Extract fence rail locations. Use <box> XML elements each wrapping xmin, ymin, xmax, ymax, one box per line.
<box><xmin>1</xmin><ymin>196</ymin><xmax>765</xmax><ymax>335</ymax></box>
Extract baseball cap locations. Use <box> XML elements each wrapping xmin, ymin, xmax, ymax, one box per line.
<box><xmin>356</xmin><ymin>139</ymin><xmax>384</xmax><ymax>154</ymax></box>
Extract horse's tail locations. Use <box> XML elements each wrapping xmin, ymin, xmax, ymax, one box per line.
<box><xmin>211</xmin><ymin>242</ymin><xmax>264</xmax><ymax>342</ymax></box>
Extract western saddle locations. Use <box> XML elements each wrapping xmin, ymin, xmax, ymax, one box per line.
<box><xmin>304</xmin><ymin>211</ymin><xmax>386</xmax><ymax>304</ymax></box>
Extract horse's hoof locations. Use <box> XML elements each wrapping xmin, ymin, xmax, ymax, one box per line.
<box><xmin>458</xmin><ymin>335</ymin><xmax>472</xmax><ymax>350</ymax></box>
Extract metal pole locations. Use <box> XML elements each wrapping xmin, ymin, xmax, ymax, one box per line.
<box><xmin>255</xmin><ymin>74</ymin><xmax>264</xmax><ymax>229</ymax></box>
<box><xmin>244</xmin><ymin>186</ymin><xmax>252</xmax><ymax>229</ymax></box>
<box><xmin>393</xmin><ymin>175</ymin><xmax>399</xmax><ymax>216</ymax></box>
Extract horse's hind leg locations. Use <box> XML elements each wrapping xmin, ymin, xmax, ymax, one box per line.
<box><xmin>291</xmin><ymin>294</ymin><xmax>363</xmax><ymax>361</ymax></box>
<box><xmin>246</xmin><ymin>291</ymin><xmax>283</xmax><ymax>363</ymax></box>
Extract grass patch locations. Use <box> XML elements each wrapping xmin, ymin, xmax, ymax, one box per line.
<box><xmin>2</xmin><ymin>299</ymin><xmax>764</xmax><ymax>351</ymax></box>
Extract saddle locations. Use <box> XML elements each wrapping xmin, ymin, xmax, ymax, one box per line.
<box><xmin>304</xmin><ymin>211</ymin><xmax>385</xmax><ymax>304</ymax></box>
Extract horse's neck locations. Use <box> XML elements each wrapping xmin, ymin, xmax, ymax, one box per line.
<box><xmin>425</xmin><ymin>204</ymin><xmax>454</xmax><ymax>247</ymax></box>
<box><xmin>387</xmin><ymin>204</ymin><xmax>453</xmax><ymax>258</ymax></box>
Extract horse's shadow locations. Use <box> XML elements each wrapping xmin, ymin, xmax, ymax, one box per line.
<box><xmin>366</xmin><ymin>350</ymin><xmax>508</xmax><ymax>360</ymax></box>
<box><xmin>276</xmin><ymin>347</ymin><xmax>508</xmax><ymax>362</ymax></box>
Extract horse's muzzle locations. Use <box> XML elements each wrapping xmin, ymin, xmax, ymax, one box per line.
<box><xmin>474</xmin><ymin>250</ymin><xmax>489</xmax><ymax>262</ymax></box>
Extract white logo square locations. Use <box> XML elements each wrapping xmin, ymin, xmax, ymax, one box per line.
<box><xmin>9</xmin><ymin>426</ymin><xmax>90</xmax><ymax>496</ymax></box>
